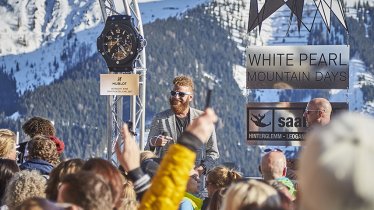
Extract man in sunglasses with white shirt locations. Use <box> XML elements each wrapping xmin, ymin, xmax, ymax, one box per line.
<box><xmin>303</xmin><ymin>98</ymin><xmax>332</xmax><ymax>128</ymax></box>
<box><xmin>145</xmin><ymin>75</ymin><xmax>219</xmax><ymax>175</ymax></box>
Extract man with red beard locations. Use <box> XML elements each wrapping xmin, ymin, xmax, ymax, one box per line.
<box><xmin>145</xmin><ymin>75</ymin><xmax>219</xmax><ymax>175</ymax></box>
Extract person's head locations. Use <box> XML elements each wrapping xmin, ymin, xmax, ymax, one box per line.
<box><xmin>27</xmin><ymin>135</ymin><xmax>60</xmax><ymax>166</ymax></box>
<box><xmin>81</xmin><ymin>158</ymin><xmax>124</xmax><ymax>209</ymax></box>
<box><xmin>169</xmin><ymin>75</ymin><xmax>194</xmax><ymax>114</ymax></box>
<box><xmin>3</xmin><ymin>170</ymin><xmax>47</xmax><ymax>209</ymax></box>
<box><xmin>57</xmin><ymin>171</ymin><xmax>112</xmax><ymax>210</ymax></box>
<box><xmin>221</xmin><ymin>179</ymin><xmax>282</xmax><ymax>210</ymax></box>
<box><xmin>186</xmin><ymin>169</ymin><xmax>200</xmax><ymax>194</ymax></box>
<box><xmin>299</xmin><ymin>112</ymin><xmax>374</xmax><ymax>210</ymax></box>
<box><xmin>260</xmin><ymin>151</ymin><xmax>287</xmax><ymax>180</ymax></box>
<box><xmin>22</xmin><ymin>117</ymin><xmax>56</xmax><ymax>138</ymax></box>
<box><xmin>0</xmin><ymin>159</ymin><xmax>20</xmax><ymax>205</ymax></box>
<box><xmin>46</xmin><ymin>159</ymin><xmax>85</xmax><ymax>201</ymax></box>
<box><xmin>207</xmin><ymin>187</ymin><xmax>227</xmax><ymax>210</ymax></box>
<box><xmin>303</xmin><ymin>98</ymin><xmax>332</xmax><ymax>128</ymax></box>
<box><xmin>0</xmin><ymin>129</ymin><xmax>17</xmax><ymax>160</ymax></box>
<box><xmin>206</xmin><ymin>166</ymin><xmax>242</xmax><ymax>197</ymax></box>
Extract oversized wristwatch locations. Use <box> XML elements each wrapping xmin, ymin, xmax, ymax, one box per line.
<box><xmin>97</xmin><ymin>15</ymin><xmax>145</xmax><ymax>72</ymax></box>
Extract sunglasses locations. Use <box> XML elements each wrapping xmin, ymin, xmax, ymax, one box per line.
<box><xmin>264</xmin><ymin>148</ymin><xmax>283</xmax><ymax>153</ymax></box>
<box><xmin>304</xmin><ymin>109</ymin><xmax>325</xmax><ymax>115</ymax></box>
<box><xmin>170</xmin><ymin>91</ymin><xmax>192</xmax><ymax>97</ymax></box>
<box><xmin>190</xmin><ymin>175</ymin><xmax>200</xmax><ymax>182</ymax></box>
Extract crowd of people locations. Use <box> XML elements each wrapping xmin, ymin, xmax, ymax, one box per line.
<box><xmin>0</xmin><ymin>75</ymin><xmax>374</xmax><ymax>210</ymax></box>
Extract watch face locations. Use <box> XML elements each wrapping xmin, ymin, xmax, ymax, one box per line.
<box><xmin>100</xmin><ymin>23</ymin><xmax>137</xmax><ymax>64</ymax></box>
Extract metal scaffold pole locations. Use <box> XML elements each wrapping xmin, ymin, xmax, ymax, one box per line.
<box><xmin>97</xmin><ymin>0</ymin><xmax>147</xmax><ymax>163</ymax></box>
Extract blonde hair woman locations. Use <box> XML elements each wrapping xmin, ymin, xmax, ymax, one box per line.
<box><xmin>220</xmin><ymin>179</ymin><xmax>282</xmax><ymax>210</ymax></box>
<box><xmin>3</xmin><ymin>170</ymin><xmax>47</xmax><ymax>209</ymax></box>
<box><xmin>0</xmin><ymin>129</ymin><xmax>17</xmax><ymax>160</ymax></box>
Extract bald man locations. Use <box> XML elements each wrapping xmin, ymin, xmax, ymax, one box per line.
<box><xmin>260</xmin><ymin>151</ymin><xmax>287</xmax><ymax>180</ymax></box>
<box><xmin>260</xmin><ymin>151</ymin><xmax>296</xmax><ymax>196</ymax></box>
<box><xmin>304</xmin><ymin>98</ymin><xmax>332</xmax><ymax>128</ymax></box>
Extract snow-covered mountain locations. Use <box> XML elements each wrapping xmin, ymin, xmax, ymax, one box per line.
<box><xmin>1</xmin><ymin>0</ymin><xmax>373</xmax><ymax>115</ymax></box>
<box><xmin>0</xmin><ymin>0</ymin><xmax>101</xmax><ymax>92</ymax></box>
<box><xmin>0</xmin><ymin>0</ymin><xmax>207</xmax><ymax>93</ymax></box>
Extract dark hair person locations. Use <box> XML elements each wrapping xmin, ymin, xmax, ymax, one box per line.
<box><xmin>19</xmin><ymin>135</ymin><xmax>60</xmax><ymax>175</ymax></box>
<box><xmin>58</xmin><ymin>171</ymin><xmax>112</xmax><ymax>210</ymax></box>
<box><xmin>202</xmin><ymin>166</ymin><xmax>242</xmax><ymax>209</ymax></box>
<box><xmin>22</xmin><ymin>117</ymin><xmax>56</xmax><ymax>138</ymax></box>
<box><xmin>0</xmin><ymin>159</ymin><xmax>20</xmax><ymax>206</ymax></box>
<box><xmin>45</xmin><ymin>158</ymin><xmax>85</xmax><ymax>201</ymax></box>
<box><xmin>206</xmin><ymin>166</ymin><xmax>242</xmax><ymax>196</ymax></box>
<box><xmin>207</xmin><ymin>187</ymin><xmax>227</xmax><ymax>210</ymax></box>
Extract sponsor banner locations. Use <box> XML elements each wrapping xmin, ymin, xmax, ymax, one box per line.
<box><xmin>246</xmin><ymin>45</ymin><xmax>349</xmax><ymax>89</ymax></box>
<box><xmin>100</xmin><ymin>74</ymin><xmax>139</xmax><ymax>95</ymax></box>
<box><xmin>247</xmin><ymin>102</ymin><xmax>348</xmax><ymax>146</ymax></box>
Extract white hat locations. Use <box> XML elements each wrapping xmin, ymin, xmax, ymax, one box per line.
<box><xmin>299</xmin><ymin>112</ymin><xmax>374</xmax><ymax>210</ymax></box>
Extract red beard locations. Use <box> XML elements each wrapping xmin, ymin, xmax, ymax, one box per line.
<box><xmin>169</xmin><ymin>97</ymin><xmax>189</xmax><ymax>114</ymax></box>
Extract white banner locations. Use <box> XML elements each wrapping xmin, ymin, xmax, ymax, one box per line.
<box><xmin>246</xmin><ymin>45</ymin><xmax>349</xmax><ymax>89</ymax></box>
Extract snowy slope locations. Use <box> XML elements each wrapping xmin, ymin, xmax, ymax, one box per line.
<box><xmin>0</xmin><ymin>0</ymin><xmax>207</xmax><ymax>94</ymax></box>
<box><xmin>0</xmin><ymin>0</ymin><xmax>102</xmax><ymax>93</ymax></box>
<box><xmin>138</xmin><ymin>0</ymin><xmax>207</xmax><ymax>23</ymax></box>
<box><xmin>1</xmin><ymin>0</ymin><xmax>373</xmax><ymax>116</ymax></box>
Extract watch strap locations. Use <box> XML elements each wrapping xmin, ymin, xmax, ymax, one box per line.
<box><xmin>105</xmin><ymin>15</ymin><xmax>132</xmax><ymax>24</ymax></box>
<box><xmin>109</xmin><ymin>61</ymin><xmax>135</xmax><ymax>72</ymax></box>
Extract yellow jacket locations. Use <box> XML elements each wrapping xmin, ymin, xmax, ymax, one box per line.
<box><xmin>139</xmin><ymin>144</ymin><xmax>196</xmax><ymax>210</ymax></box>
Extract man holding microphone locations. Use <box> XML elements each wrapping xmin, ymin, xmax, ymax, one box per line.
<box><xmin>145</xmin><ymin>75</ymin><xmax>219</xmax><ymax>175</ymax></box>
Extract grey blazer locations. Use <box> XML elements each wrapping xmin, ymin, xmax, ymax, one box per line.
<box><xmin>145</xmin><ymin>108</ymin><xmax>219</xmax><ymax>170</ymax></box>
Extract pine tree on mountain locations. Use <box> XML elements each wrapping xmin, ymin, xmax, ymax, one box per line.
<box><xmin>0</xmin><ymin>71</ymin><xmax>19</xmax><ymax>115</ymax></box>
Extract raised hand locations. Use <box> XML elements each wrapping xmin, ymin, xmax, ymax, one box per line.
<box><xmin>115</xmin><ymin>124</ymin><xmax>140</xmax><ymax>172</ymax></box>
<box><xmin>186</xmin><ymin>108</ymin><xmax>218</xmax><ymax>144</ymax></box>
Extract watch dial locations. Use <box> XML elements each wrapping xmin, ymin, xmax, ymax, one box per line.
<box><xmin>103</xmin><ymin>24</ymin><xmax>135</xmax><ymax>62</ymax></box>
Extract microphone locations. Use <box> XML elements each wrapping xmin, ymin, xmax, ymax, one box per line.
<box><xmin>155</xmin><ymin>131</ymin><xmax>170</xmax><ymax>157</ymax></box>
<box><xmin>161</xmin><ymin>131</ymin><xmax>169</xmax><ymax>138</ymax></box>
<box><xmin>162</xmin><ymin>131</ymin><xmax>174</xmax><ymax>144</ymax></box>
